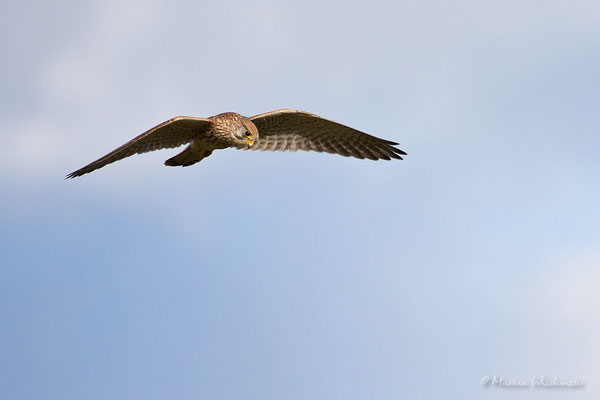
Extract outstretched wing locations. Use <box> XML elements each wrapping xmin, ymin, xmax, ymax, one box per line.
<box><xmin>249</xmin><ymin>109</ymin><xmax>406</xmax><ymax>160</ymax></box>
<box><xmin>66</xmin><ymin>117</ymin><xmax>213</xmax><ymax>178</ymax></box>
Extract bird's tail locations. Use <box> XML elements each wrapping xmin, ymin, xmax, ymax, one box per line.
<box><xmin>164</xmin><ymin>145</ymin><xmax>213</xmax><ymax>167</ymax></box>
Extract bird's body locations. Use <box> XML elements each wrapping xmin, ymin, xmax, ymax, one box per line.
<box><xmin>66</xmin><ymin>109</ymin><xmax>406</xmax><ymax>178</ymax></box>
<box><xmin>163</xmin><ymin>112</ymin><xmax>258</xmax><ymax>167</ymax></box>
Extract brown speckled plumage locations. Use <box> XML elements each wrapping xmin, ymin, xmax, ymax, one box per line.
<box><xmin>66</xmin><ymin>109</ymin><xmax>406</xmax><ymax>178</ymax></box>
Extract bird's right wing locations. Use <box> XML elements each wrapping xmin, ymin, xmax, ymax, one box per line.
<box><xmin>66</xmin><ymin>117</ymin><xmax>213</xmax><ymax>178</ymax></box>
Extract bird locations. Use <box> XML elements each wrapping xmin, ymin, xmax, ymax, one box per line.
<box><xmin>66</xmin><ymin>109</ymin><xmax>406</xmax><ymax>178</ymax></box>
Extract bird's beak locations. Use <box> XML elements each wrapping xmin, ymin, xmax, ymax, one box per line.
<box><xmin>246</xmin><ymin>138</ymin><xmax>255</xmax><ymax>148</ymax></box>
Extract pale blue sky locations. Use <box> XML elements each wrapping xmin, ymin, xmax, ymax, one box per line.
<box><xmin>1</xmin><ymin>1</ymin><xmax>599</xmax><ymax>399</ymax></box>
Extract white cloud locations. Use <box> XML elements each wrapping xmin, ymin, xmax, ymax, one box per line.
<box><xmin>498</xmin><ymin>247</ymin><xmax>600</xmax><ymax>397</ymax></box>
<box><xmin>532</xmin><ymin>248</ymin><xmax>600</xmax><ymax>358</ymax></box>
<box><xmin>38</xmin><ymin>0</ymin><xmax>164</xmax><ymax>107</ymax></box>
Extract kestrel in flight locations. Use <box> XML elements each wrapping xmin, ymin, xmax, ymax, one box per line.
<box><xmin>66</xmin><ymin>109</ymin><xmax>406</xmax><ymax>178</ymax></box>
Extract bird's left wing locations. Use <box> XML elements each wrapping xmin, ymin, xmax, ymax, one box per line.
<box><xmin>249</xmin><ymin>109</ymin><xmax>406</xmax><ymax>160</ymax></box>
<box><xmin>66</xmin><ymin>117</ymin><xmax>213</xmax><ymax>178</ymax></box>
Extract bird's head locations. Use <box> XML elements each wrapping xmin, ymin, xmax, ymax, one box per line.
<box><xmin>212</xmin><ymin>112</ymin><xmax>259</xmax><ymax>149</ymax></box>
<box><xmin>233</xmin><ymin>117</ymin><xmax>259</xmax><ymax>149</ymax></box>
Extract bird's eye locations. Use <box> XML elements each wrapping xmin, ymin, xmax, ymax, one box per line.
<box><xmin>245</xmin><ymin>131</ymin><xmax>251</xmax><ymax>137</ymax></box>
